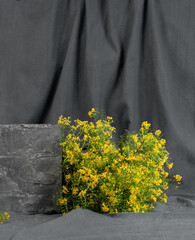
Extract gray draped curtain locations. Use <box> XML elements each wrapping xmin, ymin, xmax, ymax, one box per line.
<box><xmin>0</xmin><ymin>0</ymin><xmax>195</xmax><ymax>195</ymax></box>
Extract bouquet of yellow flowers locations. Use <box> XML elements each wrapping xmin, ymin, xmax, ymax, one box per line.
<box><xmin>57</xmin><ymin>108</ymin><xmax>182</xmax><ymax>214</ymax></box>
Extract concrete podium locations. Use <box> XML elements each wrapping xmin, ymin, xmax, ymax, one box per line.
<box><xmin>0</xmin><ymin>125</ymin><xmax>62</xmax><ymax>214</ymax></box>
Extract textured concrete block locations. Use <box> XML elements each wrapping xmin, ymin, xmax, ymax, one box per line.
<box><xmin>0</xmin><ymin>125</ymin><xmax>62</xmax><ymax>214</ymax></box>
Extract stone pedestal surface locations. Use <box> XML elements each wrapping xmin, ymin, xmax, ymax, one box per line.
<box><xmin>0</xmin><ymin>124</ymin><xmax>62</xmax><ymax>214</ymax></box>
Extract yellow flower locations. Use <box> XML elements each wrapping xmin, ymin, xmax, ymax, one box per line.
<box><xmin>132</xmin><ymin>135</ymin><xmax>138</xmax><ymax>143</ymax></box>
<box><xmin>132</xmin><ymin>205</ymin><xmax>140</xmax><ymax>212</ymax></box>
<box><xmin>159</xmin><ymin>193</ymin><xmax>167</xmax><ymax>203</ymax></box>
<box><xmin>107</xmin><ymin>116</ymin><xmax>113</xmax><ymax>122</ymax></box>
<box><xmin>101</xmin><ymin>203</ymin><xmax>109</xmax><ymax>213</ymax></box>
<box><xmin>155</xmin><ymin>130</ymin><xmax>161</xmax><ymax>136</ymax></box>
<box><xmin>153</xmin><ymin>147</ymin><xmax>160</xmax><ymax>154</ymax></box>
<box><xmin>77</xmin><ymin>169</ymin><xmax>86</xmax><ymax>175</ymax></box>
<box><xmin>161</xmin><ymin>197</ymin><xmax>167</xmax><ymax>203</ymax></box>
<box><xmin>101</xmin><ymin>172</ymin><xmax>108</xmax><ymax>178</ymax></box>
<box><xmin>81</xmin><ymin>175</ymin><xmax>90</xmax><ymax>182</ymax></box>
<box><xmin>154</xmin><ymin>178</ymin><xmax>162</xmax><ymax>186</ymax></box>
<box><xmin>91</xmin><ymin>179</ymin><xmax>98</xmax><ymax>189</ymax></box>
<box><xmin>150</xmin><ymin>204</ymin><xmax>155</xmax><ymax>209</ymax></box>
<box><xmin>162</xmin><ymin>171</ymin><xmax>169</xmax><ymax>178</ymax></box>
<box><xmin>78</xmin><ymin>189</ymin><xmax>87</xmax><ymax>198</ymax></box>
<box><xmin>162</xmin><ymin>182</ymin><xmax>169</xmax><ymax>190</ymax></box>
<box><xmin>59</xmin><ymin>198</ymin><xmax>67</xmax><ymax>205</ymax></box>
<box><xmin>88</xmin><ymin>108</ymin><xmax>95</xmax><ymax>117</ymax></box>
<box><xmin>167</xmin><ymin>163</ymin><xmax>173</xmax><ymax>169</ymax></box>
<box><xmin>153</xmin><ymin>189</ymin><xmax>163</xmax><ymax>197</ymax></box>
<box><xmin>129</xmin><ymin>194</ymin><xmax>137</xmax><ymax>204</ymax></box>
<box><xmin>141</xmin><ymin>121</ymin><xmax>151</xmax><ymax>130</ymax></box>
<box><xmin>160</xmin><ymin>139</ymin><xmax>166</xmax><ymax>145</ymax></box>
<box><xmin>72</xmin><ymin>188</ymin><xmax>79</xmax><ymax>195</ymax></box>
<box><xmin>151</xmin><ymin>195</ymin><xmax>157</xmax><ymax>202</ymax></box>
<box><xmin>83</xmin><ymin>135</ymin><xmax>88</xmax><ymax>141</ymax></box>
<box><xmin>136</xmin><ymin>142</ymin><xmax>141</xmax><ymax>148</ymax></box>
<box><xmin>62</xmin><ymin>185</ymin><xmax>69</xmax><ymax>194</ymax></box>
<box><xmin>65</xmin><ymin>174</ymin><xmax>71</xmax><ymax>181</ymax></box>
<box><xmin>57</xmin><ymin>115</ymin><xmax>63</xmax><ymax>125</ymax></box>
<box><xmin>58</xmin><ymin>116</ymin><xmax>71</xmax><ymax>125</ymax></box>
<box><xmin>174</xmin><ymin>175</ymin><xmax>182</xmax><ymax>182</ymax></box>
<box><xmin>108</xmin><ymin>196</ymin><xmax>118</xmax><ymax>206</ymax></box>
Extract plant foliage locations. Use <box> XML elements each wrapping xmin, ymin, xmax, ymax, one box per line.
<box><xmin>57</xmin><ymin>108</ymin><xmax>182</xmax><ymax>214</ymax></box>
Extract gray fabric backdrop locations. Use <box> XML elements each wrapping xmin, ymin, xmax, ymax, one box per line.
<box><xmin>0</xmin><ymin>0</ymin><xmax>195</xmax><ymax>196</ymax></box>
<box><xmin>1</xmin><ymin>1</ymin><xmax>195</xmax><ymax>239</ymax></box>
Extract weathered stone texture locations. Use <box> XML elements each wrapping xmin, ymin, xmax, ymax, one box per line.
<box><xmin>0</xmin><ymin>125</ymin><xmax>62</xmax><ymax>214</ymax></box>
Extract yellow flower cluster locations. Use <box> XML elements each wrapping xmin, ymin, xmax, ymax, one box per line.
<box><xmin>174</xmin><ymin>175</ymin><xmax>182</xmax><ymax>182</ymax></box>
<box><xmin>57</xmin><ymin>109</ymin><xmax>182</xmax><ymax>214</ymax></box>
<box><xmin>0</xmin><ymin>212</ymin><xmax>10</xmax><ymax>224</ymax></box>
<box><xmin>155</xmin><ymin>130</ymin><xmax>161</xmax><ymax>136</ymax></box>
